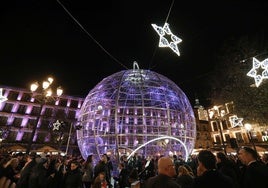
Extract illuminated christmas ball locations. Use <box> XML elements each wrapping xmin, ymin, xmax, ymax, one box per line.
<box><xmin>77</xmin><ymin>62</ymin><xmax>196</xmax><ymax>161</ymax></box>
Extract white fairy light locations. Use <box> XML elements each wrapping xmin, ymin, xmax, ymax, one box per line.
<box><xmin>151</xmin><ymin>23</ymin><xmax>182</xmax><ymax>56</ymax></box>
<box><xmin>247</xmin><ymin>57</ymin><xmax>268</xmax><ymax>87</ymax></box>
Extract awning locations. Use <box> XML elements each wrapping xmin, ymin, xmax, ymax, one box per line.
<box><xmin>7</xmin><ymin>145</ymin><xmax>26</xmax><ymax>152</ymax></box>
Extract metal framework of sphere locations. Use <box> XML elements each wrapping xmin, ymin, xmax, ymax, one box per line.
<box><xmin>77</xmin><ymin>63</ymin><xmax>196</xmax><ymax>161</ymax></box>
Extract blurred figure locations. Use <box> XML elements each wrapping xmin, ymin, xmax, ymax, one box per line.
<box><xmin>16</xmin><ymin>152</ymin><xmax>37</xmax><ymax>188</ymax></box>
<box><xmin>113</xmin><ymin>162</ymin><xmax>130</xmax><ymax>188</ymax></box>
<box><xmin>82</xmin><ymin>154</ymin><xmax>94</xmax><ymax>188</ymax></box>
<box><xmin>176</xmin><ymin>165</ymin><xmax>194</xmax><ymax>188</ymax></box>
<box><xmin>92</xmin><ymin>172</ymin><xmax>108</xmax><ymax>188</ymax></box>
<box><xmin>63</xmin><ymin>160</ymin><xmax>83</xmax><ymax>188</ymax></box>
<box><xmin>238</xmin><ymin>146</ymin><xmax>268</xmax><ymax>188</ymax></box>
<box><xmin>145</xmin><ymin>156</ymin><xmax>181</xmax><ymax>188</ymax></box>
<box><xmin>261</xmin><ymin>153</ymin><xmax>268</xmax><ymax>166</ymax></box>
<box><xmin>193</xmin><ymin>150</ymin><xmax>234</xmax><ymax>188</ymax></box>
<box><xmin>216</xmin><ymin>152</ymin><xmax>240</xmax><ymax>188</ymax></box>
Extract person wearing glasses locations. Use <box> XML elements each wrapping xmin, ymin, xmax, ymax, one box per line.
<box><xmin>145</xmin><ymin>156</ymin><xmax>181</xmax><ymax>188</ymax></box>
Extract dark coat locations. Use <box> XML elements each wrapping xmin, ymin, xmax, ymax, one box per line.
<box><xmin>176</xmin><ymin>174</ymin><xmax>194</xmax><ymax>188</ymax></box>
<box><xmin>16</xmin><ymin>159</ymin><xmax>36</xmax><ymax>188</ymax></box>
<box><xmin>63</xmin><ymin>167</ymin><xmax>83</xmax><ymax>188</ymax></box>
<box><xmin>240</xmin><ymin>161</ymin><xmax>268</xmax><ymax>188</ymax></box>
<box><xmin>193</xmin><ymin>169</ymin><xmax>234</xmax><ymax>188</ymax></box>
<box><xmin>145</xmin><ymin>174</ymin><xmax>181</xmax><ymax>188</ymax></box>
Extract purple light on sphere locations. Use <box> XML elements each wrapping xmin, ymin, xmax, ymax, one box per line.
<box><xmin>77</xmin><ymin>63</ymin><xmax>196</xmax><ymax>162</ymax></box>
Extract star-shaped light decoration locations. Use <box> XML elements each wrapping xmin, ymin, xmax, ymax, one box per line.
<box><xmin>151</xmin><ymin>23</ymin><xmax>182</xmax><ymax>56</ymax></box>
<box><xmin>247</xmin><ymin>57</ymin><xmax>268</xmax><ymax>87</ymax></box>
<box><xmin>229</xmin><ymin>115</ymin><xmax>243</xmax><ymax>128</ymax></box>
<box><xmin>52</xmin><ymin>120</ymin><xmax>62</xmax><ymax>131</ymax></box>
<box><xmin>0</xmin><ymin>88</ymin><xmax>8</xmax><ymax>103</ymax></box>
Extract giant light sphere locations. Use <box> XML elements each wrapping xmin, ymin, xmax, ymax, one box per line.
<box><xmin>77</xmin><ymin>62</ymin><xmax>196</xmax><ymax>161</ymax></box>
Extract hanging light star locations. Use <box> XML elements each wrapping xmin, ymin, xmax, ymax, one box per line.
<box><xmin>52</xmin><ymin>120</ymin><xmax>61</xmax><ymax>131</ymax></box>
<box><xmin>0</xmin><ymin>88</ymin><xmax>8</xmax><ymax>103</ymax></box>
<box><xmin>247</xmin><ymin>57</ymin><xmax>268</xmax><ymax>87</ymax></box>
<box><xmin>151</xmin><ymin>23</ymin><xmax>182</xmax><ymax>56</ymax></box>
<box><xmin>229</xmin><ymin>115</ymin><xmax>243</xmax><ymax>128</ymax></box>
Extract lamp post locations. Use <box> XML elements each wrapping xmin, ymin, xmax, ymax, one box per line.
<box><xmin>26</xmin><ymin>76</ymin><xmax>63</xmax><ymax>154</ymax></box>
<box><xmin>208</xmin><ymin>106</ymin><xmax>227</xmax><ymax>155</ymax></box>
<box><xmin>244</xmin><ymin>123</ymin><xmax>257</xmax><ymax>153</ymax></box>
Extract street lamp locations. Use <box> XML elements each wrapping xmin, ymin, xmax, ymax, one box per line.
<box><xmin>208</xmin><ymin>106</ymin><xmax>227</xmax><ymax>155</ymax></box>
<box><xmin>244</xmin><ymin>123</ymin><xmax>257</xmax><ymax>153</ymax></box>
<box><xmin>26</xmin><ymin>76</ymin><xmax>63</xmax><ymax>154</ymax></box>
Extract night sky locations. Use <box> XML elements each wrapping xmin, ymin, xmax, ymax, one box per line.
<box><xmin>1</xmin><ymin>0</ymin><xmax>268</xmax><ymax>106</ymax></box>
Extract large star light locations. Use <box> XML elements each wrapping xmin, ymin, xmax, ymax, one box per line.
<box><xmin>229</xmin><ymin>115</ymin><xmax>243</xmax><ymax>128</ymax></box>
<box><xmin>151</xmin><ymin>23</ymin><xmax>182</xmax><ymax>56</ymax></box>
<box><xmin>247</xmin><ymin>57</ymin><xmax>268</xmax><ymax>87</ymax></box>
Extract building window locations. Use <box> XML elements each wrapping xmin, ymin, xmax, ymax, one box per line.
<box><xmin>44</xmin><ymin>108</ymin><xmax>53</xmax><ymax>117</ymax></box>
<box><xmin>2</xmin><ymin>103</ymin><xmax>14</xmax><ymax>113</ymax></box>
<box><xmin>67</xmin><ymin>110</ymin><xmax>76</xmax><ymax>119</ymax></box>
<box><xmin>0</xmin><ymin>116</ymin><xmax>8</xmax><ymax>125</ymax></box>
<box><xmin>17</xmin><ymin>105</ymin><xmax>27</xmax><ymax>114</ymax></box>
<box><xmin>31</xmin><ymin>106</ymin><xmax>41</xmax><ymax>116</ymax></box>
<box><xmin>7</xmin><ymin>91</ymin><xmax>19</xmax><ymax>100</ymax></box>
<box><xmin>70</xmin><ymin>100</ymin><xmax>79</xmax><ymax>108</ymax></box>
<box><xmin>13</xmin><ymin>118</ymin><xmax>22</xmax><ymax>127</ymax></box>
<box><xmin>21</xmin><ymin>93</ymin><xmax>32</xmax><ymax>102</ymax></box>
<box><xmin>58</xmin><ymin>99</ymin><xmax>68</xmax><ymax>107</ymax></box>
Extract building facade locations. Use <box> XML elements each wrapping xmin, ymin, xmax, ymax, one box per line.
<box><xmin>0</xmin><ymin>85</ymin><xmax>84</xmax><ymax>155</ymax></box>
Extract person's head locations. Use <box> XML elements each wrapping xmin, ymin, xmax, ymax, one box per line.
<box><xmin>101</xmin><ymin>154</ymin><xmax>108</xmax><ymax>163</ymax></box>
<box><xmin>86</xmin><ymin>154</ymin><xmax>93</xmax><ymax>163</ymax></box>
<box><xmin>197</xmin><ymin>150</ymin><xmax>216</xmax><ymax>176</ymax></box>
<box><xmin>238</xmin><ymin>146</ymin><xmax>258</xmax><ymax>165</ymax></box>
<box><xmin>216</xmin><ymin>152</ymin><xmax>227</xmax><ymax>163</ymax></box>
<box><xmin>70</xmin><ymin>161</ymin><xmax>79</xmax><ymax>171</ymax></box>
<box><xmin>177</xmin><ymin>165</ymin><xmax>192</xmax><ymax>176</ymax></box>
<box><xmin>261</xmin><ymin>153</ymin><xmax>268</xmax><ymax>164</ymax></box>
<box><xmin>157</xmin><ymin>156</ymin><xmax>177</xmax><ymax>177</ymax></box>
<box><xmin>98</xmin><ymin>172</ymin><xmax>106</xmax><ymax>181</ymax></box>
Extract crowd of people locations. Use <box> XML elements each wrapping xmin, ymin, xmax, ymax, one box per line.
<box><xmin>0</xmin><ymin>146</ymin><xmax>268</xmax><ymax>188</ymax></box>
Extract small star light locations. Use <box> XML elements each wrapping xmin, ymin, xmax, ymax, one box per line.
<box><xmin>0</xmin><ymin>88</ymin><xmax>7</xmax><ymax>103</ymax></box>
<box><xmin>151</xmin><ymin>23</ymin><xmax>182</xmax><ymax>56</ymax></box>
<box><xmin>247</xmin><ymin>57</ymin><xmax>268</xmax><ymax>87</ymax></box>
<box><xmin>52</xmin><ymin>120</ymin><xmax>61</xmax><ymax>131</ymax></box>
<box><xmin>229</xmin><ymin>115</ymin><xmax>243</xmax><ymax>128</ymax></box>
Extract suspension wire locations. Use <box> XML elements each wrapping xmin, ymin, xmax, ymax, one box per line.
<box><xmin>240</xmin><ymin>51</ymin><xmax>268</xmax><ymax>63</ymax></box>
<box><xmin>148</xmin><ymin>0</ymin><xmax>175</xmax><ymax>71</ymax></box>
<box><xmin>56</xmin><ymin>0</ymin><xmax>128</xmax><ymax>69</ymax></box>
<box><xmin>165</xmin><ymin>0</ymin><xmax>175</xmax><ymax>24</ymax></box>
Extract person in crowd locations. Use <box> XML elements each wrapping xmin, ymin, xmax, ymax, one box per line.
<box><xmin>82</xmin><ymin>154</ymin><xmax>94</xmax><ymax>188</ymax></box>
<box><xmin>238</xmin><ymin>146</ymin><xmax>268</xmax><ymax>188</ymax></box>
<box><xmin>113</xmin><ymin>162</ymin><xmax>130</xmax><ymax>188</ymax></box>
<box><xmin>2</xmin><ymin>157</ymin><xmax>20</xmax><ymax>184</ymax></box>
<box><xmin>92</xmin><ymin>171</ymin><xmax>108</xmax><ymax>188</ymax></box>
<box><xmin>261</xmin><ymin>153</ymin><xmax>268</xmax><ymax>166</ymax></box>
<box><xmin>63</xmin><ymin>160</ymin><xmax>83</xmax><ymax>188</ymax></box>
<box><xmin>28</xmin><ymin>158</ymin><xmax>50</xmax><ymax>188</ymax></box>
<box><xmin>216</xmin><ymin>152</ymin><xmax>240</xmax><ymax>188</ymax></box>
<box><xmin>145</xmin><ymin>156</ymin><xmax>181</xmax><ymax>188</ymax></box>
<box><xmin>47</xmin><ymin>158</ymin><xmax>64</xmax><ymax>188</ymax></box>
<box><xmin>176</xmin><ymin>165</ymin><xmax>194</xmax><ymax>188</ymax></box>
<box><xmin>16</xmin><ymin>152</ymin><xmax>37</xmax><ymax>188</ymax></box>
<box><xmin>94</xmin><ymin>154</ymin><xmax>112</xmax><ymax>187</ymax></box>
<box><xmin>193</xmin><ymin>150</ymin><xmax>234</xmax><ymax>188</ymax></box>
